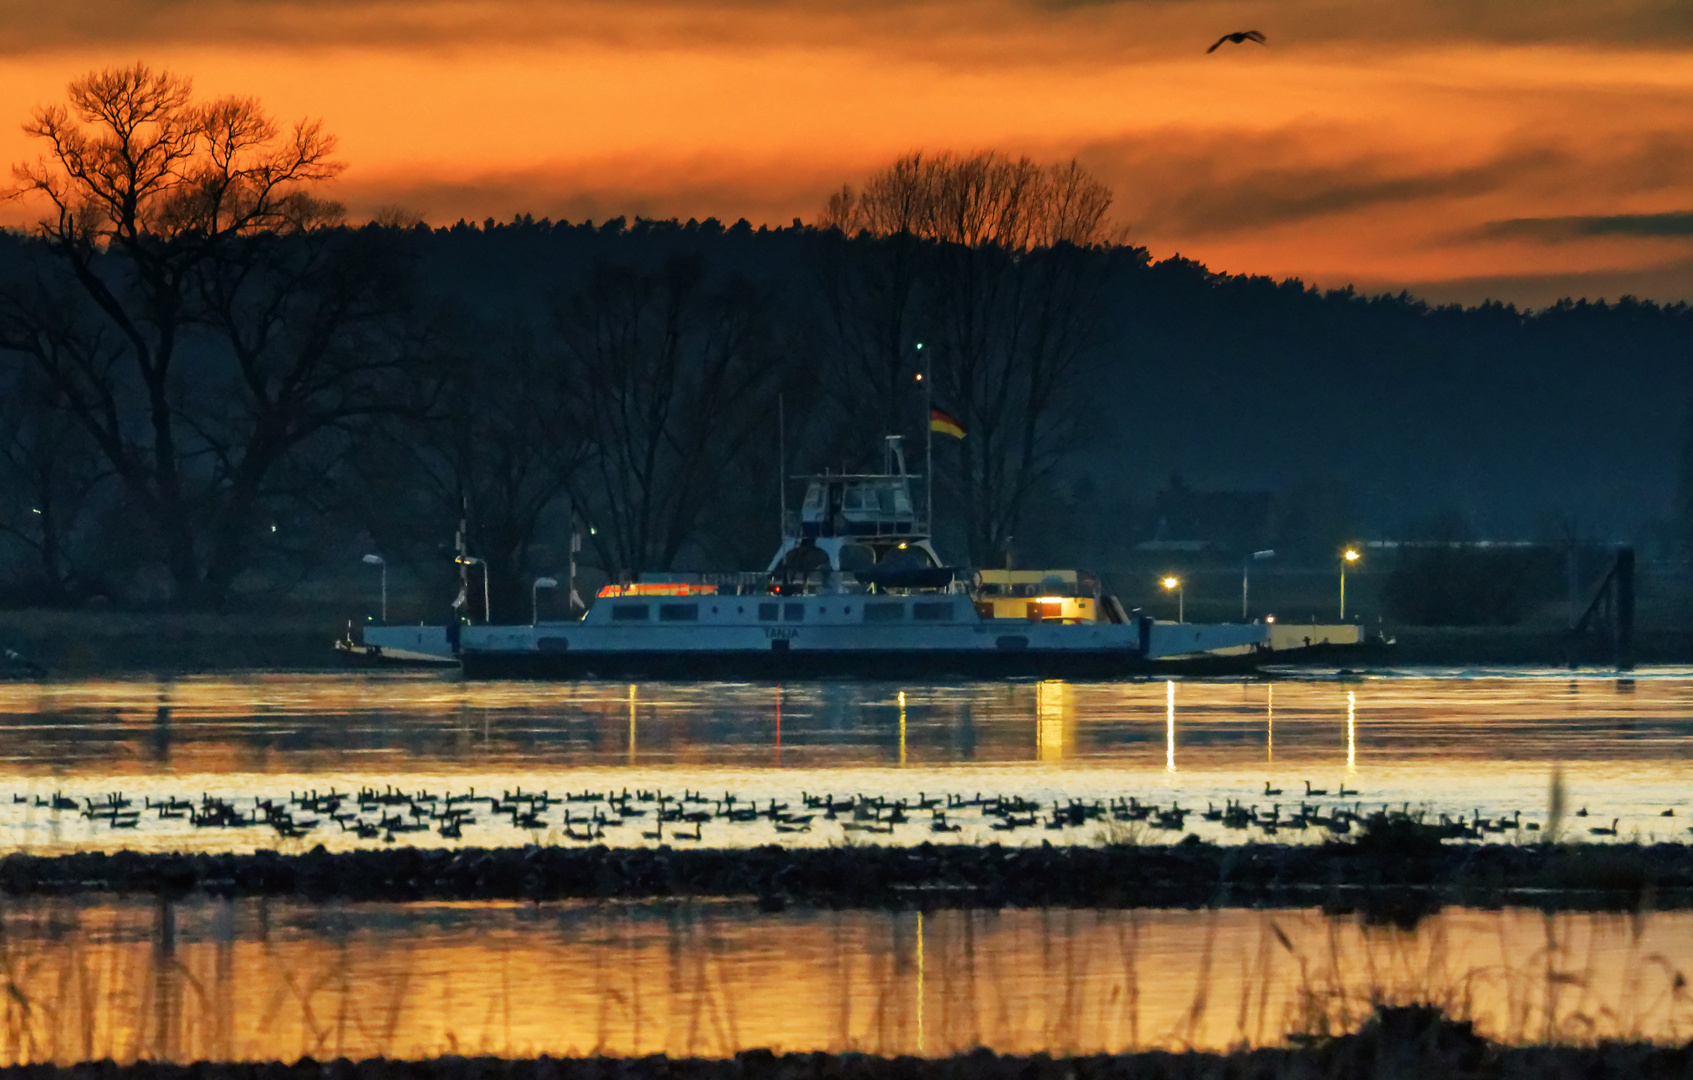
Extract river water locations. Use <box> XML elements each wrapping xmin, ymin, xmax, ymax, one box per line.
<box><xmin>0</xmin><ymin>897</ymin><xmax>1685</xmax><ymax>1063</ymax></box>
<box><xmin>0</xmin><ymin>669</ymin><xmax>1689</xmax><ymax>1063</ymax></box>
<box><xmin>0</xmin><ymin>669</ymin><xmax>1685</xmax><ymax>852</ymax></box>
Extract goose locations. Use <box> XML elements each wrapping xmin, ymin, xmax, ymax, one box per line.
<box><xmin>1304</xmin><ymin>781</ymin><xmax>1328</xmax><ymax>797</ymax></box>
<box><xmin>1264</xmin><ymin>782</ymin><xmax>1282</xmax><ymax>797</ymax></box>
<box><xmin>1589</xmin><ymin>818</ymin><xmax>1619</xmax><ymax>837</ymax></box>
<box><xmin>1337</xmin><ymin>783</ymin><xmax>1357</xmax><ymax>797</ymax></box>
<box><xmin>641</xmin><ymin>820</ymin><xmax>664</xmax><ymax>841</ymax></box>
<box><xmin>1206</xmin><ymin>29</ymin><xmax>1265</xmax><ymax>53</ymax></box>
<box><xmin>1662</xmin><ymin>808</ymin><xmax>1676</xmax><ymax>817</ymax></box>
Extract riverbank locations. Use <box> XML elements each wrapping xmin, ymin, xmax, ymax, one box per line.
<box><xmin>1384</xmin><ymin>625</ymin><xmax>1693</xmax><ymax>666</ymax></box>
<box><xmin>6</xmin><ymin>838</ymin><xmax>1693</xmax><ymax>911</ymax></box>
<box><xmin>0</xmin><ymin>1006</ymin><xmax>1687</xmax><ymax>1078</ymax></box>
<box><xmin>0</xmin><ymin>609</ymin><xmax>351</xmax><ymax>674</ymax></box>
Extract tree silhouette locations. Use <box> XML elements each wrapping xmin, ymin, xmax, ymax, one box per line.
<box><xmin>557</xmin><ymin>256</ymin><xmax>781</xmax><ymax>575</ymax></box>
<box><xmin>821</xmin><ymin>152</ymin><xmax>1117</xmax><ymax>564</ymax></box>
<box><xmin>0</xmin><ymin>63</ymin><xmax>412</xmax><ymax>605</ymax></box>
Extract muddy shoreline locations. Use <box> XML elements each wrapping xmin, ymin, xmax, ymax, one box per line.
<box><xmin>0</xmin><ymin>1007</ymin><xmax>1688</xmax><ymax>1078</ymax></box>
<box><xmin>5</xmin><ymin>839</ymin><xmax>1693</xmax><ymax>912</ymax></box>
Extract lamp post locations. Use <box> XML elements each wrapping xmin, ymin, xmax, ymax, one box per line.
<box><xmin>1162</xmin><ymin>575</ymin><xmax>1183</xmax><ymax>623</ymax></box>
<box><xmin>532</xmin><ymin>577</ymin><xmax>558</xmax><ymax>625</ymax></box>
<box><xmin>1340</xmin><ymin>548</ymin><xmax>1360</xmax><ymax>621</ymax></box>
<box><xmin>1243</xmin><ymin>549</ymin><xmax>1275</xmax><ymax>620</ymax></box>
<box><xmin>361</xmin><ymin>554</ymin><xmax>386</xmax><ymax>623</ymax></box>
<box><xmin>456</xmin><ymin>556</ymin><xmax>490</xmax><ymax>624</ymax></box>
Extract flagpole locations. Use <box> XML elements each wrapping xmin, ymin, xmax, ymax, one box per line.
<box><xmin>922</xmin><ymin>343</ymin><xmax>932</xmax><ymax>534</ymax></box>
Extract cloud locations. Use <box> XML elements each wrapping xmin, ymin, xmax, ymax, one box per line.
<box><xmin>336</xmin><ymin>157</ymin><xmax>851</xmax><ymax>231</ymax></box>
<box><xmin>5</xmin><ymin>0</ymin><xmax>1693</xmax><ymax>61</ymax></box>
<box><xmin>1073</xmin><ymin>123</ymin><xmax>1693</xmax><ymax>246</ymax></box>
<box><xmin>5</xmin><ymin>0</ymin><xmax>1693</xmax><ymax>305</ymax></box>
<box><xmin>1376</xmin><ymin>254</ymin><xmax>1693</xmax><ymax>309</ymax></box>
<box><xmin>1127</xmin><ymin>144</ymin><xmax>1566</xmax><ymax>237</ymax></box>
<box><xmin>1477</xmin><ymin>211</ymin><xmax>1693</xmax><ymax>243</ymax></box>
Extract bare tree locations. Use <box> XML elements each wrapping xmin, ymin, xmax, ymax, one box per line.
<box><xmin>356</xmin><ymin>326</ymin><xmax>588</xmax><ymax>621</ymax></box>
<box><xmin>821</xmin><ymin>151</ymin><xmax>1118</xmax><ymax>564</ymax></box>
<box><xmin>0</xmin><ymin>63</ymin><xmax>410</xmax><ymax>605</ymax></box>
<box><xmin>804</xmin><ymin>228</ymin><xmax>927</xmax><ymax>462</ymax></box>
<box><xmin>0</xmin><ymin>361</ymin><xmax>112</xmax><ymax>602</ymax></box>
<box><xmin>558</xmin><ymin>256</ymin><xmax>781</xmax><ymax>575</ymax></box>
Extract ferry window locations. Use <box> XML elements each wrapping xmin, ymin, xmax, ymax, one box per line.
<box><xmin>913</xmin><ymin>601</ymin><xmax>953</xmax><ymax>621</ymax></box>
<box><xmin>876</xmin><ymin>487</ymin><xmax>897</xmax><ymax>513</ymax></box>
<box><xmin>863</xmin><ymin>602</ymin><xmax>903</xmax><ymax>622</ymax></box>
<box><xmin>758</xmin><ymin>603</ymin><xmax>778</xmax><ymax>621</ymax></box>
<box><xmin>783</xmin><ymin>602</ymin><xmax>806</xmax><ymax>622</ymax></box>
<box><xmin>659</xmin><ymin>604</ymin><xmax>699</xmax><ymax>622</ymax></box>
<box><xmin>612</xmin><ymin>604</ymin><xmax>649</xmax><ymax>621</ymax></box>
<box><xmin>843</xmin><ymin>489</ymin><xmax>863</xmax><ymax>511</ymax></box>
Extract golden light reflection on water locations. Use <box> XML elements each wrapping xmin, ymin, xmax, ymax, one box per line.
<box><xmin>0</xmin><ymin>673</ymin><xmax>1688</xmax><ymax>854</ymax></box>
<box><xmin>0</xmin><ymin>899</ymin><xmax>1687</xmax><ymax>1063</ymax></box>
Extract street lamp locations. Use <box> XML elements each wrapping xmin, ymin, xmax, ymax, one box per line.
<box><xmin>1340</xmin><ymin>548</ymin><xmax>1361</xmax><ymax>621</ymax></box>
<box><xmin>1243</xmin><ymin>549</ymin><xmax>1275</xmax><ymax>620</ymax></box>
<box><xmin>456</xmin><ymin>556</ymin><xmax>491</xmax><ymax>624</ymax></box>
<box><xmin>1162</xmin><ymin>575</ymin><xmax>1184</xmax><ymax>623</ymax></box>
<box><xmin>361</xmin><ymin>554</ymin><xmax>386</xmax><ymax>623</ymax></box>
<box><xmin>532</xmin><ymin>577</ymin><xmax>558</xmax><ymax>625</ymax></box>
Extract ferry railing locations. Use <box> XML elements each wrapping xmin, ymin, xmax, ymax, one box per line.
<box><xmin>783</xmin><ymin>513</ymin><xmax>931</xmax><ymax>540</ymax></box>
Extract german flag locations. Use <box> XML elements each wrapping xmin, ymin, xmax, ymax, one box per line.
<box><xmin>930</xmin><ymin>407</ymin><xmax>966</xmax><ymax>439</ymax></box>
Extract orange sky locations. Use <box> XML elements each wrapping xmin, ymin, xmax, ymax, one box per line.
<box><xmin>3</xmin><ymin>0</ymin><xmax>1692</xmax><ymax>305</ymax></box>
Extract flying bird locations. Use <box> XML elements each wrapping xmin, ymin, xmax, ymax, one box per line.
<box><xmin>1206</xmin><ymin>30</ymin><xmax>1266</xmax><ymax>53</ymax></box>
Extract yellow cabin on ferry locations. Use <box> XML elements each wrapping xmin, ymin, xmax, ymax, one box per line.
<box><xmin>972</xmin><ymin>570</ymin><xmax>1098</xmax><ymax>624</ymax></box>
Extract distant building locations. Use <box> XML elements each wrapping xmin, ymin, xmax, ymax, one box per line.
<box><xmin>1137</xmin><ymin>475</ymin><xmax>1278</xmax><ymax>557</ymax></box>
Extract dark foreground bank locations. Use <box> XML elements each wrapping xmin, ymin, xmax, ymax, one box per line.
<box><xmin>3</xmin><ymin>1007</ymin><xmax>1690</xmax><ymax>1080</ymax></box>
<box><xmin>8</xmin><ymin>835</ymin><xmax>1693</xmax><ymax>911</ymax></box>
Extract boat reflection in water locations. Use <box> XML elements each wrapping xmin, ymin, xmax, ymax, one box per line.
<box><xmin>0</xmin><ymin>673</ymin><xmax>1688</xmax><ymax>853</ymax></box>
<box><xmin>0</xmin><ymin>898</ymin><xmax>1687</xmax><ymax>1063</ymax></box>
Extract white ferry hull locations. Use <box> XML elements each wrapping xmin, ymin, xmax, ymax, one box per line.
<box><xmin>456</xmin><ymin>617</ymin><xmax>1271</xmax><ymax>680</ymax></box>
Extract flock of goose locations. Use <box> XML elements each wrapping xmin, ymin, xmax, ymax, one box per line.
<box><xmin>9</xmin><ymin>783</ymin><xmax>1675</xmax><ymax>845</ymax></box>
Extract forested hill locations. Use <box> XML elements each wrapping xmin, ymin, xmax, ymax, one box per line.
<box><xmin>2</xmin><ymin>215</ymin><xmax>1689</xmax><ymax>611</ymax></box>
<box><xmin>409</xmin><ymin>216</ymin><xmax>1693</xmax><ymax>546</ymax></box>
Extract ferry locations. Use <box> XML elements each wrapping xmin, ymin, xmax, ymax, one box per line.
<box><xmin>375</xmin><ymin>438</ymin><xmax>1272</xmax><ymax>679</ymax></box>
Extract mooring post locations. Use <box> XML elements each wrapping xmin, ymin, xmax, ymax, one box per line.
<box><xmin>1615</xmin><ymin>546</ymin><xmax>1635</xmax><ymax>671</ymax></box>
